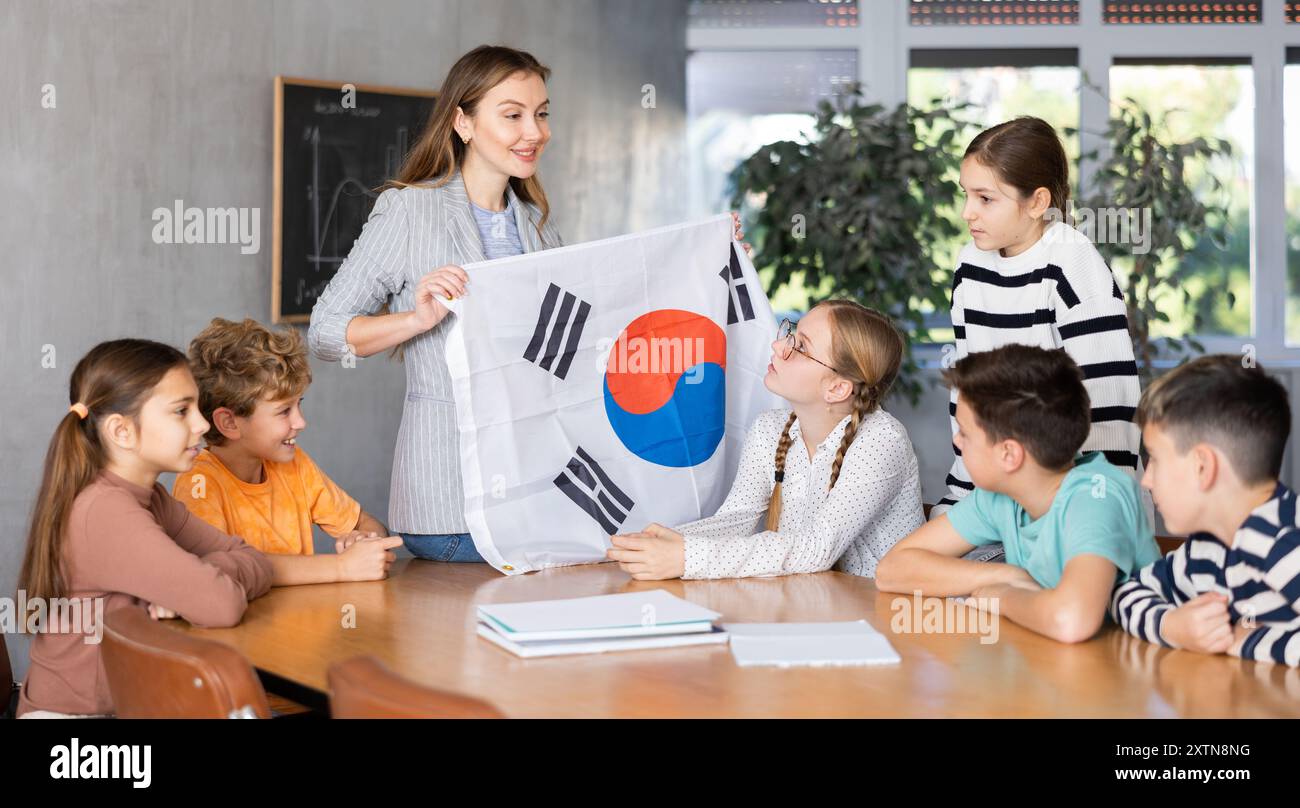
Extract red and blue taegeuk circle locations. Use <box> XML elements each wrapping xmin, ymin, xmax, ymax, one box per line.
<box><xmin>603</xmin><ymin>310</ymin><xmax>727</xmax><ymax>468</ymax></box>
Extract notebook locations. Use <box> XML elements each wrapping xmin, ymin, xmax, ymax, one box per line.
<box><xmin>476</xmin><ymin>589</ymin><xmax>721</xmax><ymax>642</ymax></box>
<box><xmin>722</xmin><ymin>621</ymin><xmax>902</xmax><ymax>668</ymax></box>
<box><xmin>477</xmin><ymin>622</ymin><xmax>729</xmax><ymax>658</ymax></box>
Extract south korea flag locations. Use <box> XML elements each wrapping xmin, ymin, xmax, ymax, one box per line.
<box><xmin>442</xmin><ymin>214</ymin><xmax>780</xmax><ymax>574</ymax></box>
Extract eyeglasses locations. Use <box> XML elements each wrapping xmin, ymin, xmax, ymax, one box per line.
<box><xmin>776</xmin><ymin>318</ymin><xmax>841</xmax><ymax>375</ymax></box>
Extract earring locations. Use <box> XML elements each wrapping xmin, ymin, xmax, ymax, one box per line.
<box><xmin>461</xmin><ymin>135</ymin><xmax>471</xmax><ymax>144</ymax></box>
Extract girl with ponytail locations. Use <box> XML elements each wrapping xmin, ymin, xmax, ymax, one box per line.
<box><xmin>17</xmin><ymin>340</ymin><xmax>273</xmax><ymax>718</ymax></box>
<box><xmin>607</xmin><ymin>301</ymin><xmax>925</xmax><ymax>580</ymax></box>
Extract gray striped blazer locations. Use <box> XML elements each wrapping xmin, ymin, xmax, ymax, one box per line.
<box><xmin>307</xmin><ymin>171</ymin><xmax>564</xmax><ymax>534</ymax></box>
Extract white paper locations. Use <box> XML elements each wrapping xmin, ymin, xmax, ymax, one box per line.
<box><xmin>722</xmin><ymin>621</ymin><xmax>902</xmax><ymax>668</ymax></box>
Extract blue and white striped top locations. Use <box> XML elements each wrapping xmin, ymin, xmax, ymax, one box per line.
<box><xmin>1110</xmin><ymin>482</ymin><xmax>1300</xmax><ymax>667</ymax></box>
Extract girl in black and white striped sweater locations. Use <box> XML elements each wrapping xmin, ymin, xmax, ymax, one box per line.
<box><xmin>932</xmin><ymin>117</ymin><xmax>1142</xmax><ymax>522</ymax></box>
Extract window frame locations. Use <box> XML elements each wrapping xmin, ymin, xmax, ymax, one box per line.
<box><xmin>687</xmin><ymin>0</ymin><xmax>1300</xmax><ymax>366</ymax></box>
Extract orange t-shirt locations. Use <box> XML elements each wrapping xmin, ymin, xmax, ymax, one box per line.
<box><xmin>172</xmin><ymin>447</ymin><xmax>362</xmax><ymax>556</ymax></box>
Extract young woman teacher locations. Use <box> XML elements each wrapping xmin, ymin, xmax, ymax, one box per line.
<box><xmin>309</xmin><ymin>45</ymin><xmax>746</xmax><ymax>563</ymax></box>
<box><xmin>308</xmin><ymin>45</ymin><xmax>563</xmax><ymax>563</ymax></box>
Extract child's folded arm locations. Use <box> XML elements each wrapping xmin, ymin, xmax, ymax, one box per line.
<box><xmin>196</xmin><ymin>545</ymin><xmax>274</xmax><ymax>601</ymax></box>
<box><xmin>262</xmin><ymin>553</ymin><xmax>342</xmax><ymax>587</ymax></box>
<box><xmin>978</xmin><ymin>554</ymin><xmax>1117</xmax><ymax>644</ymax></box>
<box><xmin>1234</xmin><ymin>624</ymin><xmax>1300</xmax><ymax>667</ymax></box>
<box><xmin>1110</xmin><ymin>544</ymin><xmax>1194</xmax><ymax>647</ymax></box>
<box><xmin>1111</xmin><ymin>578</ymin><xmax>1177</xmax><ymax>647</ymax></box>
<box><xmin>78</xmin><ymin>496</ymin><xmax>262</xmax><ymax>628</ymax></box>
<box><xmin>878</xmin><ymin>495</ymin><xmax>1027</xmax><ymax>596</ymax></box>
<box><xmin>165</xmin><ymin>499</ymin><xmax>273</xmax><ymax>600</ymax></box>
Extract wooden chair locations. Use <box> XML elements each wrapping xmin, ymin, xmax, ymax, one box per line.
<box><xmin>1</xmin><ymin>631</ymin><xmax>14</xmax><ymax>718</ymax></box>
<box><xmin>101</xmin><ymin>607</ymin><xmax>271</xmax><ymax>718</ymax></box>
<box><xmin>328</xmin><ymin>656</ymin><xmax>504</xmax><ymax>719</ymax></box>
<box><xmin>1155</xmin><ymin>535</ymin><xmax>1185</xmax><ymax>556</ymax></box>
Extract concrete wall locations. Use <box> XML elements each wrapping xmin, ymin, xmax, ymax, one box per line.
<box><xmin>0</xmin><ymin>0</ymin><xmax>688</xmax><ymax>682</ymax></box>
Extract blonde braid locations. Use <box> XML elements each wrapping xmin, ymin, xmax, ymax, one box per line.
<box><xmin>764</xmin><ymin>411</ymin><xmax>799</xmax><ymax>531</ymax></box>
<box><xmin>829</xmin><ymin>382</ymin><xmax>878</xmax><ymax>490</ymax></box>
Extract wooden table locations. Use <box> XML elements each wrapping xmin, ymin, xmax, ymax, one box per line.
<box><xmin>174</xmin><ymin>559</ymin><xmax>1300</xmax><ymax>718</ymax></box>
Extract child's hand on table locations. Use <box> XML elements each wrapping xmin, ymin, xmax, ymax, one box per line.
<box><xmin>968</xmin><ymin>566</ymin><xmax>1042</xmax><ymax>611</ymax></box>
<box><xmin>607</xmin><ymin>523</ymin><xmax>686</xmax><ymax>580</ymax></box>
<box><xmin>336</xmin><ymin>535</ymin><xmax>404</xmax><ymax>582</ymax></box>
<box><xmin>336</xmin><ymin>529</ymin><xmax>381</xmax><ymax>554</ymax></box>
<box><xmin>1161</xmin><ymin>592</ymin><xmax>1233</xmax><ymax>654</ymax></box>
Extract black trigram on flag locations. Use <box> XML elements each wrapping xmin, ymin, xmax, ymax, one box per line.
<box><xmin>524</xmin><ymin>283</ymin><xmax>591</xmax><ymax>380</ymax></box>
<box><xmin>719</xmin><ymin>243</ymin><xmax>755</xmax><ymax>325</ymax></box>
<box><xmin>553</xmin><ymin>446</ymin><xmax>635</xmax><ymax>535</ymax></box>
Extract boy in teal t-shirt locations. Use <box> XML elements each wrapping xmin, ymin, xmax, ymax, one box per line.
<box><xmin>948</xmin><ymin>452</ymin><xmax>1159</xmax><ymax>590</ymax></box>
<box><xmin>877</xmin><ymin>344</ymin><xmax>1160</xmax><ymax>644</ymax></box>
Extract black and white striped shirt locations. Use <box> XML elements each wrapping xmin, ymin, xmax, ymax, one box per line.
<box><xmin>932</xmin><ymin>221</ymin><xmax>1142</xmax><ymax>517</ymax></box>
<box><xmin>1111</xmin><ymin>483</ymin><xmax>1300</xmax><ymax>667</ymax></box>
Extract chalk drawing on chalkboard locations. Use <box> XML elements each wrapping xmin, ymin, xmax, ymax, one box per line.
<box><xmin>273</xmin><ymin>77</ymin><xmax>436</xmax><ymax>324</ymax></box>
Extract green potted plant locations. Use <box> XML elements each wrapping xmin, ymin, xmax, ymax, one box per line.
<box><xmin>1071</xmin><ymin>90</ymin><xmax>1236</xmax><ymax>379</ymax></box>
<box><xmin>728</xmin><ymin>85</ymin><xmax>971</xmax><ymax>404</ymax></box>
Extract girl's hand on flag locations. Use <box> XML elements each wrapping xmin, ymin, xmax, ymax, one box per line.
<box><xmin>607</xmin><ymin>523</ymin><xmax>685</xmax><ymax>580</ymax></box>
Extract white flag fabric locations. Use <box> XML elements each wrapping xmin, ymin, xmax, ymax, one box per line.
<box><xmin>441</xmin><ymin>214</ymin><xmax>781</xmax><ymax>575</ymax></box>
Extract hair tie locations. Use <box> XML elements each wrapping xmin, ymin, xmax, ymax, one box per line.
<box><xmin>69</xmin><ymin>402</ymin><xmax>89</xmax><ymax>420</ymax></box>
<box><xmin>774</xmin><ymin>471</ymin><xmax>784</xmax><ymax>483</ymax></box>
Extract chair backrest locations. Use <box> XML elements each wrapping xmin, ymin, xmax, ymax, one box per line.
<box><xmin>328</xmin><ymin>656</ymin><xmax>504</xmax><ymax>719</ymax></box>
<box><xmin>1</xmin><ymin>631</ymin><xmax>13</xmax><ymax>717</ymax></box>
<box><xmin>102</xmin><ymin>607</ymin><xmax>270</xmax><ymax>718</ymax></box>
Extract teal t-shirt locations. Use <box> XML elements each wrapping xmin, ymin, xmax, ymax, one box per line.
<box><xmin>947</xmin><ymin>452</ymin><xmax>1160</xmax><ymax>588</ymax></box>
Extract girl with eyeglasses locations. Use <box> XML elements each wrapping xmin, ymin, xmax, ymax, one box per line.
<box><xmin>607</xmin><ymin>300</ymin><xmax>925</xmax><ymax>580</ymax></box>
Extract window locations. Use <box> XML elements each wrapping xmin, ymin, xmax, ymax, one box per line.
<box><xmin>909</xmin><ymin>0</ymin><xmax>1079</xmax><ymax>26</ymax></box>
<box><xmin>687</xmin><ymin>49</ymin><xmax>857</xmax><ymax>313</ymax></box>
<box><xmin>1287</xmin><ymin>49</ymin><xmax>1300</xmax><ymax>343</ymax></box>
<box><xmin>1103</xmin><ymin>1</ymin><xmax>1261</xmax><ymax>25</ymax></box>
<box><xmin>690</xmin><ymin>0</ymin><xmax>859</xmax><ymax>28</ymax></box>
<box><xmin>1108</xmin><ymin>59</ymin><xmax>1254</xmax><ymax>338</ymax></box>
<box><xmin>688</xmin><ymin>2</ymin><xmax>1298</xmax><ymax>359</ymax></box>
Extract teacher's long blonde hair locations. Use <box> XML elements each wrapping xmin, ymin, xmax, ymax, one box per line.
<box><xmin>384</xmin><ymin>44</ymin><xmax>552</xmax><ymax>237</ymax></box>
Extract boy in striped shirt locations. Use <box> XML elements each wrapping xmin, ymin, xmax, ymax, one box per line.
<box><xmin>1111</xmin><ymin>355</ymin><xmax>1300</xmax><ymax>666</ymax></box>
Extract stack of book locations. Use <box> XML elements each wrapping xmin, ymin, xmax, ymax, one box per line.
<box><xmin>476</xmin><ymin>589</ymin><xmax>728</xmax><ymax>658</ymax></box>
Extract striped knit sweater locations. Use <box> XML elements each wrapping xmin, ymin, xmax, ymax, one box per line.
<box><xmin>932</xmin><ymin>221</ymin><xmax>1142</xmax><ymax>518</ymax></box>
<box><xmin>1110</xmin><ymin>483</ymin><xmax>1300</xmax><ymax>667</ymax></box>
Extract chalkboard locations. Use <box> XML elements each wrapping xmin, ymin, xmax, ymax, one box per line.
<box><xmin>273</xmin><ymin>76</ymin><xmax>437</xmax><ymax>323</ymax></box>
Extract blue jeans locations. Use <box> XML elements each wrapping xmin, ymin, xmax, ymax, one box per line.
<box><xmin>399</xmin><ymin>532</ymin><xmax>485</xmax><ymax>563</ymax></box>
